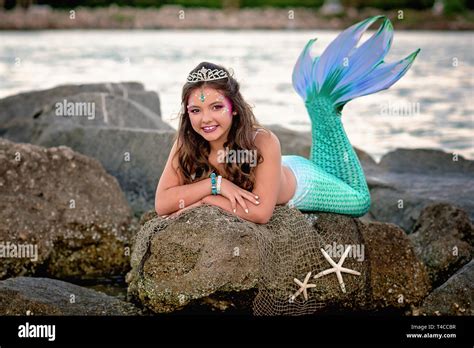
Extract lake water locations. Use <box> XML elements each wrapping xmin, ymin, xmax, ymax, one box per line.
<box><xmin>1</xmin><ymin>30</ymin><xmax>473</xmax><ymax>161</ymax></box>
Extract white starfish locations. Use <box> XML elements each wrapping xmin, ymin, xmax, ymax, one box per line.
<box><xmin>314</xmin><ymin>246</ymin><xmax>361</xmax><ymax>293</ymax></box>
<box><xmin>290</xmin><ymin>271</ymin><xmax>316</xmax><ymax>302</ymax></box>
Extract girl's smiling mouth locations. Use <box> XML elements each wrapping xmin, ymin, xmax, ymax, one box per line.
<box><xmin>202</xmin><ymin>125</ymin><xmax>219</xmax><ymax>133</ymax></box>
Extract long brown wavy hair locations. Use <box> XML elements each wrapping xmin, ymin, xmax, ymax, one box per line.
<box><xmin>174</xmin><ymin>61</ymin><xmax>265</xmax><ymax>191</ymax></box>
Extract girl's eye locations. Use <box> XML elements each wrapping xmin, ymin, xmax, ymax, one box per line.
<box><xmin>189</xmin><ymin>105</ymin><xmax>222</xmax><ymax>114</ymax></box>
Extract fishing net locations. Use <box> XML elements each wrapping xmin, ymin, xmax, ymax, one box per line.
<box><xmin>129</xmin><ymin>205</ymin><xmax>368</xmax><ymax>316</ymax></box>
<box><xmin>252</xmin><ymin>205</ymin><xmax>367</xmax><ymax>315</ymax></box>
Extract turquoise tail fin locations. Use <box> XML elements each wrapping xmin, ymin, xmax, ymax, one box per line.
<box><xmin>284</xmin><ymin>16</ymin><xmax>419</xmax><ymax>217</ymax></box>
<box><xmin>292</xmin><ymin>15</ymin><xmax>420</xmax><ymax>110</ymax></box>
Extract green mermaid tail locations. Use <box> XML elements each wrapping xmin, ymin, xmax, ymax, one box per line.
<box><xmin>283</xmin><ymin>15</ymin><xmax>420</xmax><ymax>217</ymax></box>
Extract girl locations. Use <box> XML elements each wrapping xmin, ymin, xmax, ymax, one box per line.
<box><xmin>155</xmin><ymin>15</ymin><xmax>419</xmax><ymax>224</ymax></box>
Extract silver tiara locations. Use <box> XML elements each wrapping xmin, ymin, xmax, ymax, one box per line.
<box><xmin>187</xmin><ymin>67</ymin><xmax>229</xmax><ymax>83</ymax></box>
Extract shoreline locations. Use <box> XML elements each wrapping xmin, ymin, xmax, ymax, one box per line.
<box><xmin>1</xmin><ymin>5</ymin><xmax>473</xmax><ymax>30</ymax></box>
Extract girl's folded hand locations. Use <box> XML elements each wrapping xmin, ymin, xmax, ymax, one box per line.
<box><xmin>219</xmin><ymin>178</ymin><xmax>260</xmax><ymax>214</ymax></box>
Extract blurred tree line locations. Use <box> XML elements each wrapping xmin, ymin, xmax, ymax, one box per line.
<box><xmin>1</xmin><ymin>0</ymin><xmax>473</xmax><ymax>12</ymax></box>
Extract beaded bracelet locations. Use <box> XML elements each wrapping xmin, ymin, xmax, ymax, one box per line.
<box><xmin>210</xmin><ymin>172</ymin><xmax>217</xmax><ymax>195</ymax></box>
<box><xmin>216</xmin><ymin>175</ymin><xmax>222</xmax><ymax>194</ymax></box>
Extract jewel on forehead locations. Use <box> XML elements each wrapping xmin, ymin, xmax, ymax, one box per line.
<box><xmin>200</xmin><ymin>88</ymin><xmax>205</xmax><ymax>102</ymax></box>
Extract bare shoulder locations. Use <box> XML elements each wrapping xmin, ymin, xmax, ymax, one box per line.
<box><xmin>254</xmin><ymin>128</ymin><xmax>281</xmax><ymax>152</ymax></box>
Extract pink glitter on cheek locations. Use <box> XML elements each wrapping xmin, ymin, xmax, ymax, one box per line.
<box><xmin>223</xmin><ymin>97</ymin><xmax>233</xmax><ymax>116</ymax></box>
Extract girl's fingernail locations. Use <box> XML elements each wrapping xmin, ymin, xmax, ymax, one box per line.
<box><xmin>256</xmin><ymin>201</ymin><xmax>260</xmax><ymax>204</ymax></box>
<box><xmin>255</xmin><ymin>195</ymin><xmax>259</xmax><ymax>199</ymax></box>
<box><xmin>245</xmin><ymin>209</ymin><xmax>249</xmax><ymax>213</ymax></box>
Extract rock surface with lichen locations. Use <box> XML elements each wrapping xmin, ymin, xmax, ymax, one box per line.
<box><xmin>409</xmin><ymin>202</ymin><xmax>473</xmax><ymax>288</ymax></box>
<box><xmin>127</xmin><ymin>205</ymin><xmax>260</xmax><ymax>313</ymax></box>
<box><xmin>0</xmin><ymin>82</ymin><xmax>171</xmax><ymax>216</ymax></box>
<box><xmin>127</xmin><ymin>205</ymin><xmax>430</xmax><ymax>314</ymax></box>
<box><xmin>418</xmin><ymin>260</ymin><xmax>473</xmax><ymax>316</ymax></box>
<box><xmin>0</xmin><ymin>138</ymin><xmax>134</xmax><ymax>280</ymax></box>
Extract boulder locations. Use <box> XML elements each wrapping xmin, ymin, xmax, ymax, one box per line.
<box><xmin>0</xmin><ymin>82</ymin><xmax>160</xmax><ymax>130</ymax></box>
<box><xmin>364</xmin><ymin>148</ymin><xmax>474</xmax><ymax>232</ymax></box>
<box><xmin>127</xmin><ymin>206</ymin><xmax>260</xmax><ymax>313</ymax></box>
<box><xmin>418</xmin><ymin>260</ymin><xmax>473</xmax><ymax>316</ymax></box>
<box><xmin>1</xmin><ymin>90</ymin><xmax>169</xmax><ymax>144</ymax></box>
<box><xmin>36</xmin><ymin>126</ymin><xmax>176</xmax><ymax>216</ymax></box>
<box><xmin>38</xmin><ymin>92</ymin><xmax>166</xmax><ymax>128</ymax></box>
<box><xmin>0</xmin><ymin>138</ymin><xmax>133</xmax><ymax>280</ymax></box>
<box><xmin>127</xmin><ymin>205</ymin><xmax>430</xmax><ymax>314</ymax></box>
<box><xmin>0</xmin><ymin>83</ymin><xmax>173</xmax><ymax>216</ymax></box>
<box><xmin>304</xmin><ymin>213</ymin><xmax>431</xmax><ymax>312</ymax></box>
<box><xmin>409</xmin><ymin>203</ymin><xmax>473</xmax><ymax>287</ymax></box>
<box><xmin>0</xmin><ymin>277</ymin><xmax>141</xmax><ymax>315</ymax></box>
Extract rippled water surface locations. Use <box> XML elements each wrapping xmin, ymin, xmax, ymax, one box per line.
<box><xmin>1</xmin><ymin>30</ymin><xmax>473</xmax><ymax>160</ymax></box>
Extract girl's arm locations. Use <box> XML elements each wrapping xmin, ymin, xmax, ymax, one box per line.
<box><xmin>203</xmin><ymin>130</ymin><xmax>282</xmax><ymax>224</ymax></box>
<box><xmin>202</xmin><ymin>195</ymin><xmax>262</xmax><ymax>223</ymax></box>
<box><xmin>155</xmin><ymin>139</ymin><xmax>213</xmax><ymax>216</ymax></box>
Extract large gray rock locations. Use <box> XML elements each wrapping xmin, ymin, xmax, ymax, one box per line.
<box><xmin>36</xmin><ymin>126</ymin><xmax>176</xmax><ymax>216</ymax></box>
<box><xmin>0</xmin><ymin>83</ymin><xmax>173</xmax><ymax>216</ymax></box>
<box><xmin>311</xmin><ymin>214</ymin><xmax>431</xmax><ymax>312</ymax></box>
<box><xmin>364</xmin><ymin>149</ymin><xmax>474</xmax><ymax>232</ymax></box>
<box><xmin>0</xmin><ymin>138</ymin><xmax>133</xmax><ymax>280</ymax></box>
<box><xmin>0</xmin><ymin>82</ymin><xmax>160</xmax><ymax>130</ymax></box>
<box><xmin>0</xmin><ymin>277</ymin><xmax>141</xmax><ymax>315</ymax></box>
<box><xmin>1</xmin><ymin>90</ymin><xmax>169</xmax><ymax>144</ymax></box>
<box><xmin>38</xmin><ymin>92</ymin><xmax>166</xmax><ymax>128</ymax></box>
<box><xmin>127</xmin><ymin>206</ymin><xmax>260</xmax><ymax>313</ymax></box>
<box><xmin>127</xmin><ymin>205</ymin><xmax>430</xmax><ymax>314</ymax></box>
<box><xmin>418</xmin><ymin>260</ymin><xmax>473</xmax><ymax>316</ymax></box>
<box><xmin>409</xmin><ymin>203</ymin><xmax>473</xmax><ymax>287</ymax></box>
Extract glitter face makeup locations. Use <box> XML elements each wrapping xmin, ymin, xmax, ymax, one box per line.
<box><xmin>222</xmin><ymin>96</ymin><xmax>233</xmax><ymax>117</ymax></box>
<box><xmin>187</xmin><ymin>87</ymin><xmax>234</xmax><ymax>142</ymax></box>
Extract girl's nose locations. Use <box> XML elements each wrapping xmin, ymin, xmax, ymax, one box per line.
<box><xmin>202</xmin><ymin>111</ymin><xmax>213</xmax><ymax>122</ymax></box>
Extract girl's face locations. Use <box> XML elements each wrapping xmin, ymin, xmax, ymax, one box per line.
<box><xmin>187</xmin><ymin>86</ymin><xmax>234</xmax><ymax>144</ymax></box>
